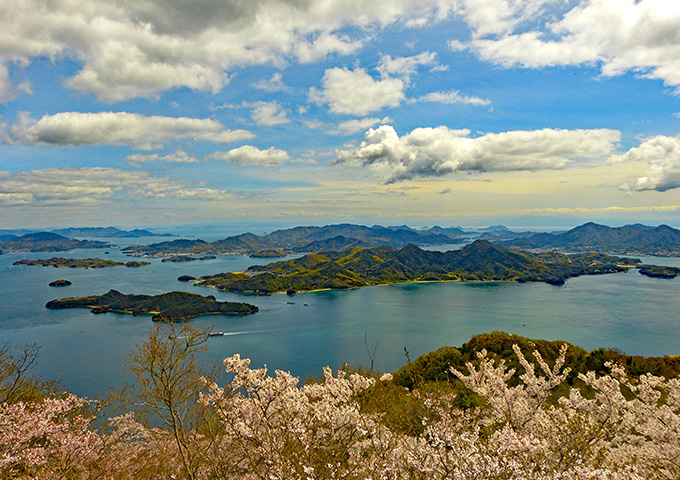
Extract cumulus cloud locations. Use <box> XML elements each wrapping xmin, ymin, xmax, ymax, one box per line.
<box><xmin>211</xmin><ymin>145</ymin><xmax>290</xmax><ymax>167</ymax></box>
<box><xmin>416</xmin><ymin>90</ymin><xmax>491</xmax><ymax>106</ymax></box>
<box><xmin>309</xmin><ymin>67</ymin><xmax>405</xmax><ymax>115</ymax></box>
<box><xmin>0</xmin><ymin>64</ymin><xmax>32</xmax><ymax>103</ymax></box>
<box><xmin>377</xmin><ymin>51</ymin><xmax>437</xmax><ymax>81</ymax></box>
<box><xmin>335</xmin><ymin>125</ymin><xmax>620</xmax><ymax>183</ymax></box>
<box><xmin>609</xmin><ymin>135</ymin><xmax>680</xmax><ymax>192</ymax></box>
<box><xmin>460</xmin><ymin>0</ymin><xmax>680</xmax><ymax>91</ymax></box>
<box><xmin>0</xmin><ymin>167</ymin><xmax>235</xmax><ymax>205</ymax></box>
<box><xmin>4</xmin><ymin>112</ymin><xmax>254</xmax><ymax>149</ymax></box>
<box><xmin>252</xmin><ymin>73</ymin><xmax>290</xmax><ymax>93</ymax></box>
<box><xmin>126</xmin><ymin>150</ymin><xmax>200</xmax><ymax>167</ymax></box>
<box><xmin>326</xmin><ymin>117</ymin><xmax>386</xmax><ymax>136</ymax></box>
<box><xmin>0</xmin><ymin>0</ymin><xmax>453</xmax><ymax>101</ymax></box>
<box><xmin>250</xmin><ymin>101</ymin><xmax>290</xmax><ymax>126</ymax></box>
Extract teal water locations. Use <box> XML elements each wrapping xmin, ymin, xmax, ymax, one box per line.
<box><xmin>1</xmin><ymin>243</ymin><xmax>679</xmax><ymax>399</ymax></box>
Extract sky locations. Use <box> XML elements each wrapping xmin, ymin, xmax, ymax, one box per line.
<box><xmin>2</xmin><ymin>0</ymin><xmax>680</xmax><ymax>230</ymax></box>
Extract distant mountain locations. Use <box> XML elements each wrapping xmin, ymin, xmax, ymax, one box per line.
<box><xmin>122</xmin><ymin>223</ymin><xmax>463</xmax><ymax>257</ymax></box>
<box><xmin>503</xmin><ymin>222</ymin><xmax>680</xmax><ymax>256</ymax></box>
<box><xmin>0</xmin><ymin>232</ymin><xmax>107</xmax><ymax>253</ymax></box>
<box><xmin>478</xmin><ymin>225</ymin><xmax>512</xmax><ymax>233</ymax></box>
<box><xmin>192</xmin><ymin>240</ymin><xmax>639</xmax><ymax>294</ymax></box>
<box><xmin>426</xmin><ymin>226</ymin><xmax>468</xmax><ymax>237</ymax></box>
<box><xmin>51</xmin><ymin>227</ymin><xmax>172</xmax><ymax>238</ymax></box>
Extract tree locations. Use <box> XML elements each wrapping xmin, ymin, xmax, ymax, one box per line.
<box><xmin>117</xmin><ymin>322</ymin><xmax>222</xmax><ymax>480</ymax></box>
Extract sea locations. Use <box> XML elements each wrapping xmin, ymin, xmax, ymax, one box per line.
<box><xmin>1</xmin><ymin>233</ymin><xmax>680</xmax><ymax>399</ymax></box>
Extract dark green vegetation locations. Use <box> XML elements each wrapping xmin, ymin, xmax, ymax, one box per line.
<box><xmin>504</xmin><ymin>222</ymin><xmax>680</xmax><ymax>256</ymax></box>
<box><xmin>14</xmin><ymin>257</ymin><xmax>150</xmax><ymax>268</ymax></box>
<box><xmin>161</xmin><ymin>255</ymin><xmax>216</xmax><ymax>263</ymax></box>
<box><xmin>122</xmin><ymin>224</ymin><xmax>464</xmax><ymax>257</ymax></box>
<box><xmin>178</xmin><ymin>275</ymin><xmax>197</xmax><ymax>282</ymax></box>
<box><xmin>192</xmin><ymin>240</ymin><xmax>638</xmax><ymax>294</ymax></box>
<box><xmin>638</xmin><ymin>265</ymin><xmax>680</xmax><ymax>279</ymax></box>
<box><xmin>51</xmin><ymin>226</ymin><xmax>172</xmax><ymax>238</ymax></box>
<box><xmin>45</xmin><ymin>290</ymin><xmax>258</xmax><ymax>321</ymax></box>
<box><xmin>48</xmin><ymin>279</ymin><xmax>71</xmax><ymax>287</ymax></box>
<box><xmin>393</xmin><ymin>331</ymin><xmax>680</xmax><ymax>391</ymax></box>
<box><xmin>249</xmin><ymin>249</ymin><xmax>286</xmax><ymax>258</ymax></box>
<box><xmin>0</xmin><ymin>232</ymin><xmax>107</xmax><ymax>253</ymax></box>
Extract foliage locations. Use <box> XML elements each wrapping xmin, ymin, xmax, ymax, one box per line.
<box><xmin>2</xmin><ymin>331</ymin><xmax>679</xmax><ymax>479</ymax></box>
<box><xmin>195</xmin><ymin>240</ymin><xmax>639</xmax><ymax>294</ymax></box>
<box><xmin>14</xmin><ymin>257</ymin><xmax>150</xmax><ymax>268</ymax></box>
<box><xmin>45</xmin><ymin>289</ymin><xmax>258</xmax><ymax>321</ymax></box>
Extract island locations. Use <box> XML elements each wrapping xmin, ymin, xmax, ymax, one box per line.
<box><xmin>503</xmin><ymin>222</ymin><xmax>680</xmax><ymax>256</ymax></box>
<box><xmin>0</xmin><ymin>232</ymin><xmax>108</xmax><ymax>253</ymax></box>
<box><xmin>14</xmin><ymin>257</ymin><xmax>150</xmax><ymax>268</ymax></box>
<box><xmin>121</xmin><ymin>224</ymin><xmax>464</xmax><ymax>257</ymax></box>
<box><xmin>638</xmin><ymin>265</ymin><xmax>680</xmax><ymax>279</ymax></box>
<box><xmin>161</xmin><ymin>255</ymin><xmax>216</xmax><ymax>263</ymax></box>
<box><xmin>51</xmin><ymin>226</ymin><xmax>174</xmax><ymax>238</ymax></box>
<box><xmin>188</xmin><ymin>240</ymin><xmax>640</xmax><ymax>294</ymax></box>
<box><xmin>48</xmin><ymin>279</ymin><xmax>71</xmax><ymax>287</ymax></box>
<box><xmin>45</xmin><ymin>290</ymin><xmax>259</xmax><ymax>322</ymax></box>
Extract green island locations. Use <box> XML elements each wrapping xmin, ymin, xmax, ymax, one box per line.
<box><xmin>14</xmin><ymin>257</ymin><xmax>150</xmax><ymax>268</ymax></box>
<box><xmin>161</xmin><ymin>255</ymin><xmax>217</xmax><ymax>263</ymax></box>
<box><xmin>48</xmin><ymin>279</ymin><xmax>71</xmax><ymax>287</ymax></box>
<box><xmin>249</xmin><ymin>249</ymin><xmax>286</xmax><ymax>258</ymax></box>
<box><xmin>0</xmin><ymin>232</ymin><xmax>107</xmax><ymax>253</ymax></box>
<box><xmin>190</xmin><ymin>240</ymin><xmax>640</xmax><ymax>294</ymax></box>
<box><xmin>45</xmin><ymin>290</ymin><xmax>258</xmax><ymax>321</ymax></box>
<box><xmin>638</xmin><ymin>265</ymin><xmax>680</xmax><ymax>279</ymax></box>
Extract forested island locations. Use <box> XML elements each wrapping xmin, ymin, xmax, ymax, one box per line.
<box><xmin>188</xmin><ymin>240</ymin><xmax>639</xmax><ymax>294</ymax></box>
<box><xmin>638</xmin><ymin>265</ymin><xmax>680</xmax><ymax>279</ymax></box>
<box><xmin>503</xmin><ymin>222</ymin><xmax>680</xmax><ymax>256</ymax></box>
<box><xmin>48</xmin><ymin>279</ymin><xmax>71</xmax><ymax>287</ymax></box>
<box><xmin>161</xmin><ymin>255</ymin><xmax>216</xmax><ymax>263</ymax></box>
<box><xmin>14</xmin><ymin>257</ymin><xmax>150</xmax><ymax>268</ymax></box>
<box><xmin>122</xmin><ymin>224</ymin><xmax>464</xmax><ymax>257</ymax></box>
<box><xmin>0</xmin><ymin>232</ymin><xmax>107</xmax><ymax>253</ymax></box>
<box><xmin>45</xmin><ymin>290</ymin><xmax>258</xmax><ymax>321</ymax></box>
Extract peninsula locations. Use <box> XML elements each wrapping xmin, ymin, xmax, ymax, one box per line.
<box><xmin>14</xmin><ymin>257</ymin><xmax>150</xmax><ymax>268</ymax></box>
<box><xmin>0</xmin><ymin>232</ymin><xmax>107</xmax><ymax>253</ymax></box>
<box><xmin>189</xmin><ymin>240</ymin><xmax>640</xmax><ymax>294</ymax></box>
<box><xmin>46</xmin><ymin>290</ymin><xmax>258</xmax><ymax>321</ymax></box>
<box><xmin>161</xmin><ymin>255</ymin><xmax>216</xmax><ymax>263</ymax></box>
<box><xmin>121</xmin><ymin>224</ymin><xmax>463</xmax><ymax>257</ymax></box>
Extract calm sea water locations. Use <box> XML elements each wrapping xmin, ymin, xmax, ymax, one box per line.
<box><xmin>1</xmin><ymin>238</ymin><xmax>679</xmax><ymax>398</ymax></box>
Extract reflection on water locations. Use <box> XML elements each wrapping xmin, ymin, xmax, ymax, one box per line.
<box><xmin>1</xmin><ymin>246</ymin><xmax>679</xmax><ymax>398</ymax></box>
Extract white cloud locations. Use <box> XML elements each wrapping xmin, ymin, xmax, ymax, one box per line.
<box><xmin>0</xmin><ymin>64</ymin><xmax>32</xmax><ymax>103</ymax></box>
<box><xmin>416</xmin><ymin>90</ymin><xmax>491</xmax><ymax>106</ymax></box>
<box><xmin>609</xmin><ymin>135</ymin><xmax>680</xmax><ymax>192</ymax></box>
<box><xmin>336</xmin><ymin>125</ymin><xmax>621</xmax><ymax>183</ymax></box>
<box><xmin>212</xmin><ymin>145</ymin><xmax>290</xmax><ymax>167</ymax></box>
<box><xmin>463</xmin><ymin>0</ymin><xmax>680</xmax><ymax>91</ymax></box>
<box><xmin>0</xmin><ymin>167</ymin><xmax>235</xmax><ymax>205</ymax></box>
<box><xmin>309</xmin><ymin>67</ymin><xmax>405</xmax><ymax>115</ymax></box>
<box><xmin>0</xmin><ymin>0</ymin><xmax>455</xmax><ymax>101</ymax></box>
<box><xmin>377</xmin><ymin>51</ymin><xmax>437</xmax><ymax>81</ymax></box>
<box><xmin>5</xmin><ymin>112</ymin><xmax>254</xmax><ymax>149</ymax></box>
<box><xmin>326</xmin><ymin>117</ymin><xmax>385</xmax><ymax>136</ymax></box>
<box><xmin>250</xmin><ymin>101</ymin><xmax>290</xmax><ymax>126</ymax></box>
<box><xmin>126</xmin><ymin>150</ymin><xmax>200</xmax><ymax>166</ymax></box>
<box><xmin>252</xmin><ymin>73</ymin><xmax>290</xmax><ymax>92</ymax></box>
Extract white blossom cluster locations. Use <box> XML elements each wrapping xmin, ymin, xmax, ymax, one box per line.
<box><xmin>1</xmin><ymin>345</ymin><xmax>678</xmax><ymax>479</ymax></box>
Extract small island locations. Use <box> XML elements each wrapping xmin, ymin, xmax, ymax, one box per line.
<box><xmin>190</xmin><ymin>240</ymin><xmax>641</xmax><ymax>295</ymax></box>
<box><xmin>249</xmin><ymin>249</ymin><xmax>286</xmax><ymax>258</ymax></box>
<box><xmin>161</xmin><ymin>255</ymin><xmax>217</xmax><ymax>263</ymax></box>
<box><xmin>14</xmin><ymin>257</ymin><xmax>150</xmax><ymax>268</ymax></box>
<box><xmin>48</xmin><ymin>279</ymin><xmax>72</xmax><ymax>287</ymax></box>
<box><xmin>638</xmin><ymin>265</ymin><xmax>680</xmax><ymax>279</ymax></box>
<box><xmin>46</xmin><ymin>290</ymin><xmax>258</xmax><ymax>321</ymax></box>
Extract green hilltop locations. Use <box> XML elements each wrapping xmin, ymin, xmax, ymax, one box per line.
<box><xmin>191</xmin><ymin>240</ymin><xmax>639</xmax><ymax>294</ymax></box>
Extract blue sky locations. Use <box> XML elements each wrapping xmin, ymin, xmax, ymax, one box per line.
<box><xmin>2</xmin><ymin>0</ymin><xmax>680</xmax><ymax>230</ymax></box>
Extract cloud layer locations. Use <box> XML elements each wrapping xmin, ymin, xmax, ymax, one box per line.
<box><xmin>0</xmin><ymin>167</ymin><xmax>235</xmax><ymax>205</ymax></box>
<box><xmin>336</xmin><ymin>125</ymin><xmax>621</xmax><ymax>183</ymax></box>
<box><xmin>5</xmin><ymin>112</ymin><xmax>253</xmax><ymax>149</ymax></box>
